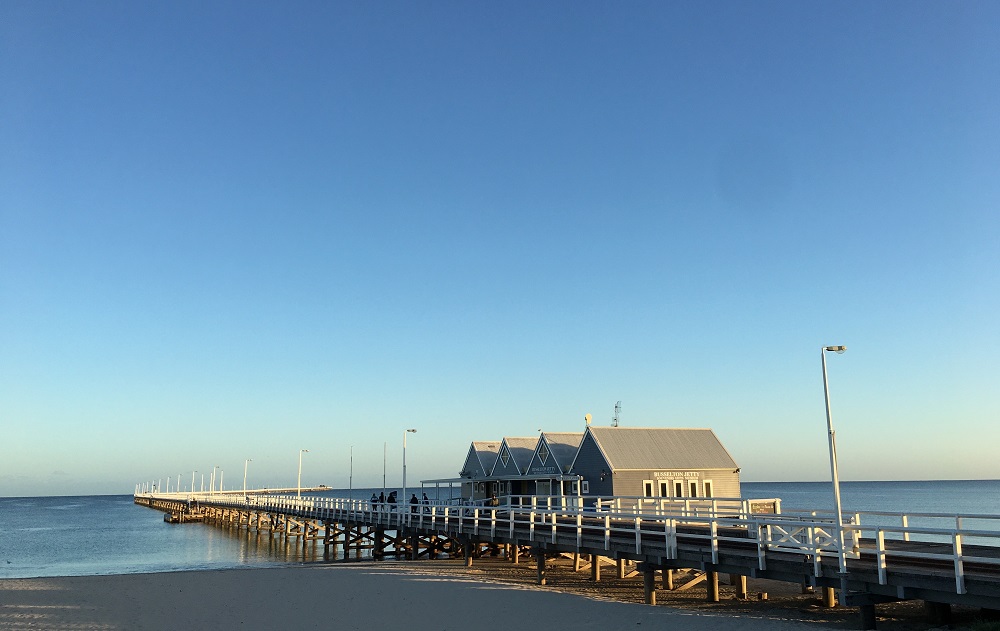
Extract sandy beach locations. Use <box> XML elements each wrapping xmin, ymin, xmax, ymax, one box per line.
<box><xmin>3</xmin><ymin>555</ymin><xmax>981</xmax><ymax>631</ymax></box>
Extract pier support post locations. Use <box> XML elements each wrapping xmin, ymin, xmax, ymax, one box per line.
<box><xmin>573</xmin><ymin>552</ymin><xmax>581</xmax><ymax>572</ymax></box>
<box><xmin>924</xmin><ymin>601</ymin><xmax>951</xmax><ymax>625</ymax></box>
<box><xmin>464</xmin><ymin>538</ymin><xmax>473</xmax><ymax>568</ymax></box>
<box><xmin>859</xmin><ymin>604</ymin><xmax>877</xmax><ymax>630</ymax></box>
<box><xmin>591</xmin><ymin>555</ymin><xmax>601</xmax><ymax>582</ymax></box>
<box><xmin>640</xmin><ymin>564</ymin><xmax>657</xmax><ymax>605</ymax></box>
<box><xmin>617</xmin><ymin>558</ymin><xmax>626</xmax><ymax>579</ymax></box>
<box><xmin>662</xmin><ymin>569</ymin><xmax>674</xmax><ymax>590</ymax></box>
<box><xmin>706</xmin><ymin>571</ymin><xmax>720</xmax><ymax>602</ymax></box>
<box><xmin>730</xmin><ymin>574</ymin><xmax>748</xmax><ymax>599</ymax></box>
<box><xmin>822</xmin><ymin>586</ymin><xmax>837</xmax><ymax>608</ymax></box>
<box><xmin>535</xmin><ymin>550</ymin><xmax>547</xmax><ymax>586</ymax></box>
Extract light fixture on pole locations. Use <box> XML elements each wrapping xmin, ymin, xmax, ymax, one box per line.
<box><xmin>192</xmin><ymin>471</ymin><xmax>197</xmax><ymax>494</ymax></box>
<box><xmin>243</xmin><ymin>459</ymin><xmax>252</xmax><ymax>495</ymax></box>
<box><xmin>349</xmin><ymin>446</ymin><xmax>354</xmax><ymax>500</ymax></box>
<box><xmin>297</xmin><ymin>449</ymin><xmax>309</xmax><ymax>498</ymax></box>
<box><xmin>402</xmin><ymin>429</ymin><xmax>417</xmax><ymax>508</ymax></box>
<box><xmin>822</xmin><ymin>345</ymin><xmax>848</xmax><ymax>575</ymax></box>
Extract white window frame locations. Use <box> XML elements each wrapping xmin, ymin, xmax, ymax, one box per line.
<box><xmin>642</xmin><ymin>480</ymin><xmax>655</xmax><ymax>497</ymax></box>
<box><xmin>658</xmin><ymin>481</ymin><xmax>669</xmax><ymax>497</ymax></box>
<box><xmin>581</xmin><ymin>480</ymin><xmax>589</xmax><ymax>494</ymax></box>
<box><xmin>689</xmin><ymin>480</ymin><xmax>699</xmax><ymax>498</ymax></box>
<box><xmin>674</xmin><ymin>480</ymin><xmax>684</xmax><ymax>497</ymax></box>
<box><xmin>703</xmin><ymin>480</ymin><xmax>714</xmax><ymax>498</ymax></box>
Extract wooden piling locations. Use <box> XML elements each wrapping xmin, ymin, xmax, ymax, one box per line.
<box><xmin>706</xmin><ymin>571</ymin><xmax>720</xmax><ymax>602</ymax></box>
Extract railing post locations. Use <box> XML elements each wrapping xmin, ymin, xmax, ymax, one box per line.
<box><xmin>953</xmin><ymin>533</ymin><xmax>966</xmax><ymax>594</ymax></box>
<box><xmin>635</xmin><ymin>516</ymin><xmax>642</xmax><ymax>554</ymax></box>
<box><xmin>876</xmin><ymin>529</ymin><xmax>887</xmax><ymax>585</ymax></box>
<box><xmin>604</xmin><ymin>514</ymin><xmax>611</xmax><ymax>550</ymax></box>
<box><xmin>756</xmin><ymin>522</ymin><xmax>767</xmax><ymax>570</ymax></box>
<box><xmin>902</xmin><ymin>515</ymin><xmax>909</xmax><ymax>542</ymax></box>
<box><xmin>576</xmin><ymin>508</ymin><xmax>583</xmax><ymax>548</ymax></box>
<box><xmin>710</xmin><ymin>519</ymin><xmax>718</xmax><ymax>564</ymax></box>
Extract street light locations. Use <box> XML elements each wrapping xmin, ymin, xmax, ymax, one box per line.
<box><xmin>403</xmin><ymin>429</ymin><xmax>417</xmax><ymax>507</ymax></box>
<box><xmin>349</xmin><ymin>446</ymin><xmax>354</xmax><ymax>500</ymax></box>
<box><xmin>243</xmin><ymin>459</ymin><xmax>252</xmax><ymax>494</ymax></box>
<box><xmin>822</xmin><ymin>345</ymin><xmax>848</xmax><ymax>574</ymax></box>
<box><xmin>297</xmin><ymin>449</ymin><xmax>309</xmax><ymax>498</ymax></box>
<box><xmin>192</xmin><ymin>471</ymin><xmax>197</xmax><ymax>494</ymax></box>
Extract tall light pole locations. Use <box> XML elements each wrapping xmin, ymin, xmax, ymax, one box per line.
<box><xmin>382</xmin><ymin>442</ymin><xmax>387</xmax><ymax>497</ymax></box>
<box><xmin>211</xmin><ymin>466</ymin><xmax>218</xmax><ymax>495</ymax></box>
<box><xmin>192</xmin><ymin>471</ymin><xmax>197</xmax><ymax>494</ymax></box>
<box><xmin>822</xmin><ymin>345</ymin><xmax>848</xmax><ymax>574</ymax></box>
<box><xmin>219</xmin><ymin>469</ymin><xmax>224</xmax><ymax>493</ymax></box>
<box><xmin>349</xmin><ymin>446</ymin><xmax>354</xmax><ymax>499</ymax></box>
<box><xmin>403</xmin><ymin>429</ymin><xmax>417</xmax><ymax>506</ymax></box>
<box><xmin>243</xmin><ymin>459</ymin><xmax>252</xmax><ymax>494</ymax></box>
<box><xmin>297</xmin><ymin>449</ymin><xmax>309</xmax><ymax>498</ymax></box>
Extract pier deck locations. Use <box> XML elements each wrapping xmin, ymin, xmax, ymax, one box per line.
<box><xmin>135</xmin><ymin>492</ymin><xmax>1000</xmax><ymax>629</ymax></box>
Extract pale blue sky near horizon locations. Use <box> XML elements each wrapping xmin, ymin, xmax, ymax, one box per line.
<box><xmin>2</xmin><ymin>1</ymin><xmax>998</xmax><ymax>497</ymax></box>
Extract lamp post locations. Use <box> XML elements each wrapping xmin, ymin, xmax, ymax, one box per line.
<box><xmin>349</xmin><ymin>446</ymin><xmax>354</xmax><ymax>500</ymax></box>
<box><xmin>297</xmin><ymin>449</ymin><xmax>309</xmax><ymax>498</ymax></box>
<box><xmin>243</xmin><ymin>459</ymin><xmax>252</xmax><ymax>494</ymax></box>
<box><xmin>211</xmin><ymin>466</ymin><xmax>218</xmax><ymax>495</ymax></box>
<box><xmin>822</xmin><ymin>345</ymin><xmax>848</xmax><ymax>573</ymax></box>
<box><xmin>402</xmin><ymin>429</ymin><xmax>417</xmax><ymax>506</ymax></box>
<box><xmin>219</xmin><ymin>469</ymin><xmax>223</xmax><ymax>494</ymax></box>
<box><xmin>192</xmin><ymin>471</ymin><xmax>197</xmax><ymax>494</ymax></box>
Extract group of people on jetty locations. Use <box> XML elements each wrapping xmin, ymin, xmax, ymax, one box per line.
<box><xmin>369</xmin><ymin>491</ymin><xmax>430</xmax><ymax>513</ymax></box>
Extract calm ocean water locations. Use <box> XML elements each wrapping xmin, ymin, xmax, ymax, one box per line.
<box><xmin>1</xmin><ymin>481</ymin><xmax>997</xmax><ymax>579</ymax></box>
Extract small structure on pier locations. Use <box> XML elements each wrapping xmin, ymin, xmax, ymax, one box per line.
<box><xmin>571</xmin><ymin>426</ymin><xmax>741</xmax><ymax>499</ymax></box>
<box><xmin>455</xmin><ymin>425</ymin><xmax>740</xmax><ymax>502</ymax></box>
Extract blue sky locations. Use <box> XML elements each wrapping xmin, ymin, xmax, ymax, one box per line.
<box><xmin>2</xmin><ymin>1</ymin><xmax>998</xmax><ymax>497</ymax></box>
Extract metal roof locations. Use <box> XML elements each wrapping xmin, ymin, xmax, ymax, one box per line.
<box><xmin>472</xmin><ymin>441</ymin><xmax>501</xmax><ymax>473</ymax></box>
<box><xmin>584</xmin><ymin>427</ymin><xmax>739</xmax><ymax>471</ymax></box>
<box><xmin>500</xmin><ymin>436</ymin><xmax>540</xmax><ymax>473</ymax></box>
<box><xmin>539</xmin><ymin>432</ymin><xmax>584</xmax><ymax>471</ymax></box>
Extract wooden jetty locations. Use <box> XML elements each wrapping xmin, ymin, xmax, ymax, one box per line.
<box><xmin>135</xmin><ymin>491</ymin><xmax>1000</xmax><ymax>629</ymax></box>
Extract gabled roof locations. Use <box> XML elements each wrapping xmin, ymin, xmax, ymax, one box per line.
<box><xmin>461</xmin><ymin>441</ymin><xmax>501</xmax><ymax>477</ymax></box>
<box><xmin>538</xmin><ymin>432</ymin><xmax>584</xmax><ymax>472</ymax></box>
<box><xmin>576</xmin><ymin>427</ymin><xmax>738</xmax><ymax>471</ymax></box>
<box><xmin>494</xmin><ymin>436</ymin><xmax>539</xmax><ymax>474</ymax></box>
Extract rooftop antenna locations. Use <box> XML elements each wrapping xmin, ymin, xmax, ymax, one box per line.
<box><xmin>612</xmin><ymin>401</ymin><xmax>621</xmax><ymax>427</ymax></box>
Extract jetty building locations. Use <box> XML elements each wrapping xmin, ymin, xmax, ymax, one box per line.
<box><xmin>454</xmin><ymin>425</ymin><xmax>740</xmax><ymax>503</ymax></box>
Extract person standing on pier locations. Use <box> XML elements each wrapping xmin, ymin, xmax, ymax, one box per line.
<box><xmin>410</xmin><ymin>494</ymin><xmax>418</xmax><ymax>514</ymax></box>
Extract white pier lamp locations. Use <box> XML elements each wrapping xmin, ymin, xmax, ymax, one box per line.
<box><xmin>402</xmin><ymin>429</ymin><xmax>417</xmax><ymax>508</ymax></box>
<box><xmin>297</xmin><ymin>449</ymin><xmax>309</xmax><ymax>498</ymax></box>
<box><xmin>243</xmin><ymin>458</ymin><xmax>252</xmax><ymax>494</ymax></box>
<box><xmin>822</xmin><ymin>345</ymin><xmax>848</xmax><ymax>574</ymax></box>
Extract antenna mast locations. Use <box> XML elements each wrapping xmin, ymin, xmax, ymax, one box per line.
<box><xmin>612</xmin><ymin>401</ymin><xmax>621</xmax><ymax>427</ymax></box>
